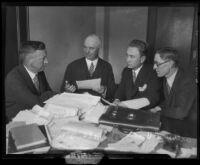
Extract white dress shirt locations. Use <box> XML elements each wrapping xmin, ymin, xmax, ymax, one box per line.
<box><xmin>166</xmin><ymin>68</ymin><xmax>178</xmax><ymax>88</ymax></box>
<box><xmin>133</xmin><ymin>64</ymin><xmax>143</xmax><ymax>78</ymax></box>
<box><xmin>85</xmin><ymin>58</ymin><xmax>98</xmax><ymax>71</ymax></box>
<box><xmin>24</xmin><ymin>65</ymin><xmax>37</xmax><ymax>83</ymax></box>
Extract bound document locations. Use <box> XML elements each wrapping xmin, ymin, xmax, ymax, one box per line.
<box><xmin>9</xmin><ymin>124</ymin><xmax>47</xmax><ymax>151</ymax></box>
<box><xmin>99</xmin><ymin>106</ymin><xmax>161</xmax><ymax>132</ymax></box>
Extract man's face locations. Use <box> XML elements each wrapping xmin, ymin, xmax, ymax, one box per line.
<box><xmin>83</xmin><ymin>36</ymin><xmax>99</xmax><ymax>61</ymax></box>
<box><xmin>29</xmin><ymin>50</ymin><xmax>48</xmax><ymax>73</ymax></box>
<box><xmin>153</xmin><ymin>53</ymin><xmax>171</xmax><ymax>77</ymax></box>
<box><xmin>126</xmin><ymin>47</ymin><xmax>145</xmax><ymax>69</ymax></box>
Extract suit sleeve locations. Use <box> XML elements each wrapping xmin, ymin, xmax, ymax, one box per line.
<box><xmin>141</xmin><ymin>70</ymin><xmax>162</xmax><ymax>108</ymax></box>
<box><xmin>162</xmin><ymin>79</ymin><xmax>197</xmax><ymax>119</ymax></box>
<box><xmin>114</xmin><ymin>68</ymin><xmax>126</xmax><ymax>100</ymax></box>
<box><xmin>60</xmin><ymin>64</ymin><xmax>73</xmax><ymax>92</ymax></box>
<box><xmin>5</xmin><ymin>76</ymin><xmax>54</xmax><ymax>119</ymax></box>
<box><xmin>105</xmin><ymin>64</ymin><xmax>116</xmax><ymax>100</ymax></box>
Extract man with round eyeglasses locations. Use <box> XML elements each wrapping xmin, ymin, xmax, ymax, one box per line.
<box><xmin>151</xmin><ymin>47</ymin><xmax>197</xmax><ymax>138</ymax></box>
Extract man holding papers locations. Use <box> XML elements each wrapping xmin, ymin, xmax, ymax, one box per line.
<box><xmin>113</xmin><ymin>40</ymin><xmax>162</xmax><ymax>110</ymax></box>
<box><xmin>60</xmin><ymin>34</ymin><xmax>116</xmax><ymax>100</ymax></box>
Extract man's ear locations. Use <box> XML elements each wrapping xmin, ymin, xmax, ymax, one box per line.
<box><xmin>141</xmin><ymin>55</ymin><xmax>146</xmax><ymax>63</ymax></box>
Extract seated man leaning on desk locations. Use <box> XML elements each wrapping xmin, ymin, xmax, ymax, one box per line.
<box><xmin>150</xmin><ymin>47</ymin><xmax>197</xmax><ymax>138</ymax></box>
<box><xmin>5</xmin><ymin>41</ymin><xmax>56</xmax><ymax>122</ymax></box>
<box><xmin>60</xmin><ymin>34</ymin><xmax>116</xmax><ymax>101</ymax></box>
<box><xmin>113</xmin><ymin>39</ymin><xmax>162</xmax><ymax>110</ymax></box>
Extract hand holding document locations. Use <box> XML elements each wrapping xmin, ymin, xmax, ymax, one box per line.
<box><xmin>76</xmin><ymin>78</ymin><xmax>101</xmax><ymax>90</ymax></box>
<box><xmin>121</xmin><ymin>97</ymin><xmax>150</xmax><ymax>109</ymax></box>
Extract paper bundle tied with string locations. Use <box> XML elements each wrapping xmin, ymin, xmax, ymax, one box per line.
<box><xmin>51</xmin><ymin>121</ymin><xmax>106</xmax><ymax>150</ymax></box>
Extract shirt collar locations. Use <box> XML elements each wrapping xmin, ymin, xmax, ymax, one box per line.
<box><xmin>85</xmin><ymin>58</ymin><xmax>98</xmax><ymax>70</ymax></box>
<box><xmin>24</xmin><ymin>65</ymin><xmax>37</xmax><ymax>80</ymax></box>
<box><xmin>166</xmin><ymin>68</ymin><xmax>178</xmax><ymax>88</ymax></box>
<box><xmin>132</xmin><ymin>64</ymin><xmax>143</xmax><ymax>77</ymax></box>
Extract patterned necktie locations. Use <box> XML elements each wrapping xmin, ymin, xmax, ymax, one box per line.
<box><xmin>132</xmin><ymin>70</ymin><xmax>136</xmax><ymax>83</ymax></box>
<box><xmin>33</xmin><ymin>74</ymin><xmax>40</xmax><ymax>92</ymax></box>
<box><xmin>89</xmin><ymin>62</ymin><xmax>94</xmax><ymax>77</ymax></box>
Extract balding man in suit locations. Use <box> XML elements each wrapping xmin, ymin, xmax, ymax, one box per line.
<box><xmin>60</xmin><ymin>34</ymin><xmax>116</xmax><ymax>101</ymax></box>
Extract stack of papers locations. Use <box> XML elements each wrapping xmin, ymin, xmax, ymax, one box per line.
<box><xmin>50</xmin><ymin>121</ymin><xmax>105</xmax><ymax>150</ymax></box>
<box><xmin>44</xmin><ymin>92</ymin><xmax>101</xmax><ymax>110</ymax></box>
<box><xmin>76</xmin><ymin>78</ymin><xmax>101</xmax><ymax>90</ymax></box>
<box><xmin>82</xmin><ymin>103</ymin><xmax>107</xmax><ymax>124</ymax></box>
<box><xmin>44</xmin><ymin>104</ymin><xmax>79</xmax><ymax>118</ymax></box>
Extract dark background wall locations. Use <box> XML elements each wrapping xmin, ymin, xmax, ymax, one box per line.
<box><xmin>4</xmin><ymin>6</ymin><xmax>19</xmax><ymax>77</ymax></box>
<box><xmin>155</xmin><ymin>7</ymin><xmax>195</xmax><ymax>70</ymax></box>
<box><xmin>29</xmin><ymin>7</ymin><xmax>96</xmax><ymax>91</ymax></box>
<box><xmin>4</xmin><ymin>6</ymin><xmax>197</xmax><ymax>91</ymax></box>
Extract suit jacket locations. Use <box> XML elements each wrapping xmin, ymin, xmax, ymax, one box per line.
<box><xmin>160</xmin><ymin>69</ymin><xmax>197</xmax><ymax>138</ymax></box>
<box><xmin>5</xmin><ymin>65</ymin><xmax>56</xmax><ymax>121</ymax></box>
<box><xmin>115</xmin><ymin>63</ymin><xmax>162</xmax><ymax>110</ymax></box>
<box><xmin>60</xmin><ymin>57</ymin><xmax>116</xmax><ymax>100</ymax></box>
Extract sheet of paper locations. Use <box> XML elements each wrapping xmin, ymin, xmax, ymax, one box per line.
<box><xmin>76</xmin><ymin>78</ymin><xmax>101</xmax><ymax>90</ymax></box>
<box><xmin>121</xmin><ymin>97</ymin><xmax>150</xmax><ymax>109</ymax></box>
<box><xmin>12</xmin><ymin>110</ymin><xmax>49</xmax><ymax>125</ymax></box>
<box><xmin>106</xmin><ymin>131</ymin><xmax>161</xmax><ymax>153</ymax></box>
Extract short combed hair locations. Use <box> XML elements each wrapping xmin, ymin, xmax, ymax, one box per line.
<box><xmin>19</xmin><ymin>41</ymin><xmax>46</xmax><ymax>63</ymax></box>
<box><xmin>128</xmin><ymin>39</ymin><xmax>148</xmax><ymax>57</ymax></box>
<box><xmin>156</xmin><ymin>47</ymin><xmax>179</xmax><ymax>66</ymax></box>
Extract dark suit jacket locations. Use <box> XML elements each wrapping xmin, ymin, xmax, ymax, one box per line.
<box><xmin>160</xmin><ymin>69</ymin><xmax>197</xmax><ymax>138</ymax></box>
<box><xmin>5</xmin><ymin>65</ymin><xmax>56</xmax><ymax>121</ymax></box>
<box><xmin>115</xmin><ymin>63</ymin><xmax>162</xmax><ymax>110</ymax></box>
<box><xmin>60</xmin><ymin>57</ymin><xmax>116</xmax><ymax>100</ymax></box>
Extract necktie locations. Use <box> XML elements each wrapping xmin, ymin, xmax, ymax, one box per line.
<box><xmin>166</xmin><ymin>81</ymin><xmax>171</xmax><ymax>94</ymax></box>
<box><xmin>89</xmin><ymin>62</ymin><xmax>94</xmax><ymax>77</ymax></box>
<box><xmin>132</xmin><ymin>70</ymin><xmax>136</xmax><ymax>83</ymax></box>
<box><xmin>33</xmin><ymin>74</ymin><xmax>40</xmax><ymax>92</ymax></box>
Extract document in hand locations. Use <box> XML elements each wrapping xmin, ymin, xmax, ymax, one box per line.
<box><xmin>121</xmin><ymin>98</ymin><xmax>150</xmax><ymax>109</ymax></box>
<box><xmin>76</xmin><ymin>78</ymin><xmax>101</xmax><ymax>90</ymax></box>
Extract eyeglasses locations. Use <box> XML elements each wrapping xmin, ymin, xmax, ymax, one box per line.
<box><xmin>154</xmin><ymin>60</ymin><xmax>170</xmax><ymax>67</ymax></box>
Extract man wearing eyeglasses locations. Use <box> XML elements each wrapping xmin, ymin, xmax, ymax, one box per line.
<box><xmin>151</xmin><ymin>47</ymin><xmax>197</xmax><ymax>138</ymax></box>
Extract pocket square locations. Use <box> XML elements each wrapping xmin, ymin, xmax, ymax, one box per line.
<box><xmin>138</xmin><ymin>84</ymin><xmax>147</xmax><ymax>92</ymax></box>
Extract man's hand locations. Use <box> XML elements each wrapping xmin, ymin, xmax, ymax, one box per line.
<box><xmin>113</xmin><ymin>99</ymin><xmax>121</xmax><ymax>105</ymax></box>
<box><xmin>64</xmin><ymin>81</ymin><xmax>76</xmax><ymax>93</ymax></box>
<box><xmin>93</xmin><ymin>85</ymin><xmax>106</xmax><ymax>95</ymax></box>
<box><xmin>150</xmin><ymin>106</ymin><xmax>161</xmax><ymax>113</ymax></box>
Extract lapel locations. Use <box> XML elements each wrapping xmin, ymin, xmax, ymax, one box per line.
<box><xmin>81</xmin><ymin>58</ymin><xmax>91</xmax><ymax>79</ymax></box>
<box><xmin>92</xmin><ymin>58</ymin><xmax>103</xmax><ymax>77</ymax></box>
<box><xmin>126</xmin><ymin>68</ymin><xmax>137</xmax><ymax>99</ymax></box>
<box><xmin>163</xmin><ymin>79</ymin><xmax>170</xmax><ymax>99</ymax></box>
<box><xmin>163</xmin><ymin>69</ymin><xmax>180</xmax><ymax>100</ymax></box>
<box><xmin>128</xmin><ymin>64</ymin><xmax>147</xmax><ymax>99</ymax></box>
<box><xmin>18</xmin><ymin>65</ymin><xmax>40</xmax><ymax>94</ymax></box>
<box><xmin>168</xmin><ymin>69</ymin><xmax>181</xmax><ymax>97</ymax></box>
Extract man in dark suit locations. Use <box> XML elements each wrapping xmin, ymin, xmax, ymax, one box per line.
<box><xmin>151</xmin><ymin>47</ymin><xmax>197</xmax><ymax>138</ymax></box>
<box><xmin>113</xmin><ymin>40</ymin><xmax>162</xmax><ymax>110</ymax></box>
<box><xmin>5</xmin><ymin>41</ymin><xmax>56</xmax><ymax>121</ymax></box>
<box><xmin>60</xmin><ymin>34</ymin><xmax>116</xmax><ymax>101</ymax></box>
